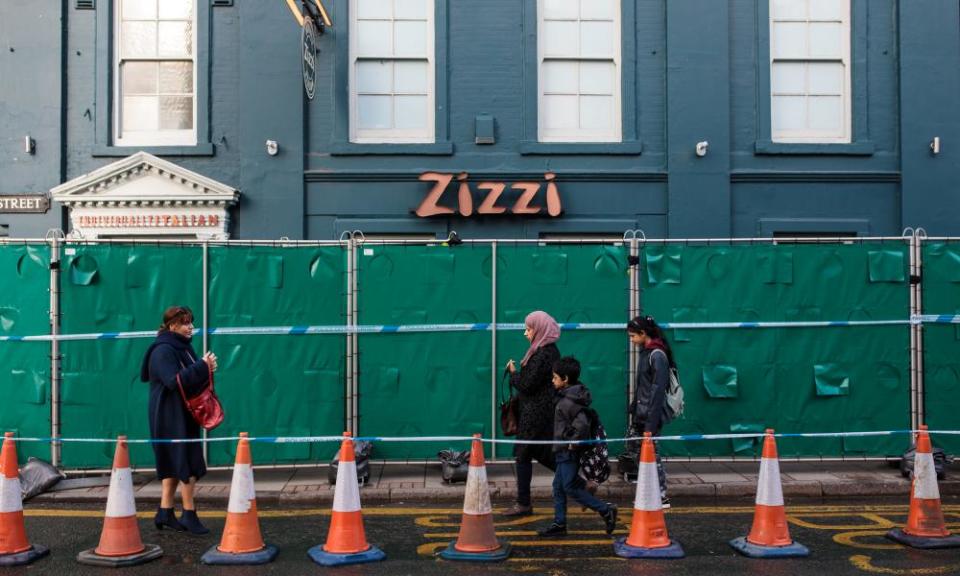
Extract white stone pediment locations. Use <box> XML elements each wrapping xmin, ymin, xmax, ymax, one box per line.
<box><xmin>51</xmin><ymin>152</ymin><xmax>239</xmax><ymax>207</ymax></box>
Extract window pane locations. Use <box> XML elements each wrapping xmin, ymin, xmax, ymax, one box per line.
<box><xmin>808</xmin><ymin>62</ymin><xmax>844</xmax><ymax>95</ymax></box>
<box><xmin>542</xmin><ymin>0</ymin><xmax>579</xmax><ymax>20</ymax></box>
<box><xmin>542</xmin><ymin>60</ymin><xmax>578</xmax><ymax>94</ymax></box>
<box><xmin>356</xmin><ymin>0</ymin><xmax>392</xmax><ymax>19</ymax></box>
<box><xmin>580</xmin><ymin>0</ymin><xmax>615</xmax><ymax>20</ymax></box>
<box><xmin>356</xmin><ymin>60</ymin><xmax>393</xmax><ymax>93</ymax></box>
<box><xmin>808</xmin><ymin>95</ymin><xmax>843</xmax><ymax>132</ymax></box>
<box><xmin>772</xmin><ymin>95</ymin><xmax>806</xmax><ymax>133</ymax></box>
<box><xmin>158</xmin><ymin>21</ymin><xmax>192</xmax><ymax>57</ymax></box>
<box><xmin>580</xmin><ymin>21</ymin><xmax>614</xmax><ymax>58</ymax></box>
<box><xmin>122</xmin><ymin>0</ymin><xmax>156</xmax><ymax>20</ymax></box>
<box><xmin>122</xmin><ymin>96</ymin><xmax>159</xmax><ymax>131</ymax></box>
<box><xmin>395</xmin><ymin>95</ymin><xmax>428</xmax><ymax>130</ymax></box>
<box><xmin>771</xmin><ymin>0</ymin><xmax>805</xmax><ymax>20</ymax></box>
<box><xmin>580</xmin><ymin>95</ymin><xmax>613</xmax><ymax>130</ymax></box>
<box><xmin>394</xmin><ymin>60</ymin><xmax>428</xmax><ymax>94</ymax></box>
<box><xmin>394</xmin><ymin>20</ymin><xmax>427</xmax><ymax>57</ymax></box>
<box><xmin>771</xmin><ymin>62</ymin><xmax>805</xmax><ymax>95</ymax></box>
<box><xmin>158</xmin><ymin>0</ymin><xmax>192</xmax><ymax>20</ymax></box>
<box><xmin>356</xmin><ymin>21</ymin><xmax>392</xmax><ymax>55</ymax></box>
<box><xmin>122</xmin><ymin>62</ymin><xmax>158</xmax><ymax>95</ymax></box>
<box><xmin>543</xmin><ymin>20</ymin><xmax>578</xmax><ymax>57</ymax></box>
<box><xmin>772</xmin><ymin>22</ymin><xmax>807</xmax><ymax>58</ymax></box>
<box><xmin>121</xmin><ymin>22</ymin><xmax>157</xmax><ymax>58</ymax></box>
<box><xmin>542</xmin><ymin>94</ymin><xmax>578</xmax><ymax>130</ymax></box>
<box><xmin>159</xmin><ymin>61</ymin><xmax>193</xmax><ymax>94</ymax></box>
<box><xmin>394</xmin><ymin>0</ymin><xmax>428</xmax><ymax>20</ymax></box>
<box><xmin>357</xmin><ymin>95</ymin><xmax>393</xmax><ymax>129</ymax></box>
<box><xmin>808</xmin><ymin>23</ymin><xmax>843</xmax><ymax>59</ymax></box>
<box><xmin>579</xmin><ymin>61</ymin><xmax>614</xmax><ymax>95</ymax></box>
<box><xmin>159</xmin><ymin>96</ymin><xmax>193</xmax><ymax>129</ymax></box>
<box><xmin>809</xmin><ymin>0</ymin><xmax>845</xmax><ymax>21</ymax></box>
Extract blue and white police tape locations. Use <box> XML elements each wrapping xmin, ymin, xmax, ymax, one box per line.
<box><xmin>7</xmin><ymin>429</ymin><xmax>960</xmax><ymax>446</ymax></box>
<box><xmin>3</xmin><ymin>315</ymin><xmax>960</xmax><ymax>343</ymax></box>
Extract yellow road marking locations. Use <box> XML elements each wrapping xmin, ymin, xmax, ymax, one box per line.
<box><xmin>424</xmin><ymin>531</ymin><xmax>624</xmax><ymax>538</ymax></box>
<box><xmin>788</xmin><ymin>512</ymin><xmax>898</xmax><ymax>530</ymax></box>
<box><xmin>417</xmin><ymin>539</ymin><xmax>621</xmax><ymax>557</ymax></box>
<box><xmin>833</xmin><ymin>530</ymin><xmax>903</xmax><ymax>550</ymax></box>
<box><xmin>850</xmin><ymin>555</ymin><xmax>960</xmax><ymax>575</ymax></box>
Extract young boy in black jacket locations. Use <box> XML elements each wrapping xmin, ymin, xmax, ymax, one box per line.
<box><xmin>537</xmin><ymin>356</ymin><xmax>618</xmax><ymax>537</ymax></box>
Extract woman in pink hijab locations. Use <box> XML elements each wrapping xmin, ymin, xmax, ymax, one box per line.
<box><xmin>502</xmin><ymin>311</ymin><xmax>562</xmax><ymax>516</ymax></box>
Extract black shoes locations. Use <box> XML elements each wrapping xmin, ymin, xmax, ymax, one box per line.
<box><xmin>178</xmin><ymin>509</ymin><xmax>210</xmax><ymax>535</ymax></box>
<box><xmin>154</xmin><ymin>507</ymin><xmax>186</xmax><ymax>532</ymax></box>
<box><xmin>602</xmin><ymin>504</ymin><xmax>619</xmax><ymax>535</ymax></box>
<box><xmin>537</xmin><ymin>523</ymin><xmax>568</xmax><ymax>537</ymax></box>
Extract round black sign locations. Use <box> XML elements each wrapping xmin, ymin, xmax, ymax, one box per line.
<box><xmin>302</xmin><ymin>16</ymin><xmax>317</xmax><ymax>100</ymax></box>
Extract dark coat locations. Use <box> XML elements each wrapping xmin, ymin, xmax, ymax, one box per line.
<box><xmin>510</xmin><ymin>343</ymin><xmax>560</xmax><ymax>452</ymax></box>
<box><xmin>552</xmin><ymin>383</ymin><xmax>592</xmax><ymax>453</ymax></box>
<box><xmin>633</xmin><ymin>347</ymin><xmax>670</xmax><ymax>434</ymax></box>
<box><xmin>140</xmin><ymin>331</ymin><xmax>209</xmax><ymax>482</ymax></box>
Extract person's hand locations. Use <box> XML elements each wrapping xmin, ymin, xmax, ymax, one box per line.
<box><xmin>203</xmin><ymin>351</ymin><xmax>218</xmax><ymax>373</ymax></box>
<box><xmin>506</xmin><ymin>359</ymin><xmax>516</xmax><ymax>374</ymax></box>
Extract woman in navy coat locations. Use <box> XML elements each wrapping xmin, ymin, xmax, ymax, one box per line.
<box><xmin>140</xmin><ymin>306</ymin><xmax>218</xmax><ymax>534</ymax></box>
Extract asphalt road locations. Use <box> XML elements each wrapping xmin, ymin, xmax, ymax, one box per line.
<box><xmin>10</xmin><ymin>499</ymin><xmax>960</xmax><ymax>575</ymax></box>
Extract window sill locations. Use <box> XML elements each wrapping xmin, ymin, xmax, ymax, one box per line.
<box><xmin>330</xmin><ymin>141</ymin><xmax>454</xmax><ymax>156</ymax></box>
<box><xmin>519</xmin><ymin>141</ymin><xmax>643</xmax><ymax>155</ymax></box>
<box><xmin>93</xmin><ymin>143</ymin><xmax>216</xmax><ymax>157</ymax></box>
<box><xmin>754</xmin><ymin>140</ymin><xmax>875</xmax><ymax>156</ymax></box>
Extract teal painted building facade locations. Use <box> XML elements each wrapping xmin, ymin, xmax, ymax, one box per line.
<box><xmin>2</xmin><ymin>0</ymin><xmax>959</xmax><ymax>240</ymax></box>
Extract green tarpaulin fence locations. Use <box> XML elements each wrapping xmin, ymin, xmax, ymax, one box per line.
<box><xmin>0</xmin><ymin>237</ymin><xmax>949</xmax><ymax>467</ymax></box>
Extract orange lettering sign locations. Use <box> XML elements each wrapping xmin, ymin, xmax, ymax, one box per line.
<box><xmin>415</xmin><ymin>172</ymin><xmax>562</xmax><ymax>218</ymax></box>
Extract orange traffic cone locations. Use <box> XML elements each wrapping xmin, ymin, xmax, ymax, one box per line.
<box><xmin>614</xmin><ymin>432</ymin><xmax>684</xmax><ymax>558</ymax></box>
<box><xmin>440</xmin><ymin>434</ymin><xmax>510</xmax><ymax>561</ymax></box>
<box><xmin>887</xmin><ymin>425</ymin><xmax>960</xmax><ymax>548</ymax></box>
<box><xmin>729</xmin><ymin>429</ymin><xmax>809</xmax><ymax>557</ymax></box>
<box><xmin>0</xmin><ymin>432</ymin><xmax>48</xmax><ymax>567</ymax></box>
<box><xmin>202</xmin><ymin>433</ymin><xmax>278</xmax><ymax>564</ymax></box>
<box><xmin>307</xmin><ymin>432</ymin><xmax>385</xmax><ymax>566</ymax></box>
<box><xmin>77</xmin><ymin>436</ymin><xmax>162</xmax><ymax>567</ymax></box>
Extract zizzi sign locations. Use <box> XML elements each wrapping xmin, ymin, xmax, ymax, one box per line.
<box><xmin>415</xmin><ymin>172</ymin><xmax>562</xmax><ymax>218</ymax></box>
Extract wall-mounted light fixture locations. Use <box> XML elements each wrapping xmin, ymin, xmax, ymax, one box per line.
<box><xmin>266</xmin><ymin>140</ymin><xmax>279</xmax><ymax>156</ymax></box>
<box><xmin>695</xmin><ymin>141</ymin><xmax>709</xmax><ymax>157</ymax></box>
<box><xmin>930</xmin><ymin>137</ymin><xmax>941</xmax><ymax>155</ymax></box>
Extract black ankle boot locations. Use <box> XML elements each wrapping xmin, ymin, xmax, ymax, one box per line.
<box><xmin>154</xmin><ymin>507</ymin><xmax>186</xmax><ymax>531</ymax></box>
<box><xmin>179</xmin><ymin>509</ymin><xmax>210</xmax><ymax>535</ymax></box>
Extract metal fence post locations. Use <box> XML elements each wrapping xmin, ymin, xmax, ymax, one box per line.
<box><xmin>48</xmin><ymin>231</ymin><xmax>62</xmax><ymax>467</ymax></box>
<box><xmin>202</xmin><ymin>241</ymin><xmax>209</xmax><ymax>462</ymax></box>
<box><xmin>490</xmin><ymin>240</ymin><xmax>498</xmax><ymax>461</ymax></box>
<box><xmin>915</xmin><ymin>231</ymin><xmax>926</xmax><ymax>429</ymax></box>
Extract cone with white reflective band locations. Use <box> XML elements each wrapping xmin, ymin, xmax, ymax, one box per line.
<box><xmin>440</xmin><ymin>434</ymin><xmax>510</xmax><ymax>562</ymax></box>
<box><xmin>308</xmin><ymin>432</ymin><xmax>385</xmax><ymax>566</ymax></box>
<box><xmin>202</xmin><ymin>433</ymin><xmax>278</xmax><ymax>565</ymax></box>
<box><xmin>887</xmin><ymin>425</ymin><xmax>960</xmax><ymax>549</ymax></box>
<box><xmin>0</xmin><ymin>432</ymin><xmax>48</xmax><ymax>567</ymax></box>
<box><xmin>729</xmin><ymin>429</ymin><xmax>809</xmax><ymax>558</ymax></box>
<box><xmin>614</xmin><ymin>432</ymin><xmax>684</xmax><ymax>559</ymax></box>
<box><xmin>77</xmin><ymin>436</ymin><xmax>162</xmax><ymax>567</ymax></box>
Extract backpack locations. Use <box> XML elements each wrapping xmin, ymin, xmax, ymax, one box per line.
<box><xmin>651</xmin><ymin>349</ymin><xmax>684</xmax><ymax>421</ymax></box>
<box><xmin>577</xmin><ymin>407</ymin><xmax>611</xmax><ymax>485</ymax></box>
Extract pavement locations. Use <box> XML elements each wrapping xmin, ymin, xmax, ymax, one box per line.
<box><xmin>30</xmin><ymin>459</ymin><xmax>960</xmax><ymax>506</ymax></box>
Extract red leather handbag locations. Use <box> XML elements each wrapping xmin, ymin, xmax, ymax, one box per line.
<box><xmin>177</xmin><ymin>365</ymin><xmax>225</xmax><ymax>431</ymax></box>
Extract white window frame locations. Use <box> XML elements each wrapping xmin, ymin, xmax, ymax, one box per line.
<box><xmin>113</xmin><ymin>0</ymin><xmax>198</xmax><ymax>147</ymax></box>
<box><xmin>537</xmin><ymin>0</ymin><xmax>622</xmax><ymax>143</ymax></box>
<box><xmin>349</xmin><ymin>0</ymin><xmax>436</xmax><ymax>144</ymax></box>
<box><xmin>769</xmin><ymin>0</ymin><xmax>851</xmax><ymax>144</ymax></box>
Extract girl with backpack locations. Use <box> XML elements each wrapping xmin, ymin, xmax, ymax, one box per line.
<box><xmin>627</xmin><ymin>315</ymin><xmax>676</xmax><ymax>509</ymax></box>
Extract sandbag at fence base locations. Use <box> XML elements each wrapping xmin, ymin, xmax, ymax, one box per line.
<box><xmin>201</xmin><ymin>544</ymin><xmax>279</xmax><ymax>565</ymax></box>
<box><xmin>76</xmin><ymin>543</ymin><xmax>162</xmax><ymax>567</ymax></box>
<box><xmin>439</xmin><ymin>541</ymin><xmax>511</xmax><ymax>562</ymax></box>
<box><xmin>0</xmin><ymin>545</ymin><xmax>49</xmax><ymax>567</ymax></box>
<box><xmin>307</xmin><ymin>544</ymin><xmax>385</xmax><ymax>567</ymax></box>
<box><xmin>886</xmin><ymin>529</ymin><xmax>960</xmax><ymax>549</ymax></box>
<box><xmin>613</xmin><ymin>537</ymin><xmax>685</xmax><ymax>559</ymax></box>
<box><xmin>729</xmin><ymin>536</ymin><xmax>810</xmax><ymax>558</ymax></box>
